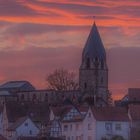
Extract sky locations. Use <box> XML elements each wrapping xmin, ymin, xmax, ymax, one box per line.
<box><xmin>0</xmin><ymin>0</ymin><xmax>140</xmax><ymax>99</ymax></box>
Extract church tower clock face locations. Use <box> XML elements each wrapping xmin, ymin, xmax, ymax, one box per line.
<box><xmin>79</xmin><ymin>22</ymin><xmax>109</xmax><ymax>106</ymax></box>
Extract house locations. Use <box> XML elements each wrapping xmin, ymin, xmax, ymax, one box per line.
<box><xmin>89</xmin><ymin>107</ymin><xmax>130</xmax><ymax>140</ymax></box>
<box><xmin>1</xmin><ymin>101</ymin><xmax>50</xmax><ymax>138</ymax></box>
<box><xmin>47</xmin><ymin>119</ymin><xmax>62</xmax><ymax>138</ymax></box>
<box><xmin>61</xmin><ymin>108</ymin><xmax>85</xmax><ymax>140</ymax></box>
<box><xmin>128</xmin><ymin>105</ymin><xmax>140</xmax><ymax>140</ymax></box>
<box><xmin>48</xmin><ymin>105</ymin><xmax>75</xmax><ymax>139</ymax></box>
<box><xmin>7</xmin><ymin>116</ymin><xmax>40</xmax><ymax>139</ymax></box>
<box><xmin>61</xmin><ymin>106</ymin><xmax>130</xmax><ymax>140</ymax></box>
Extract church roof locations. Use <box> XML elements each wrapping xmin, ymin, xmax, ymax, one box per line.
<box><xmin>82</xmin><ymin>22</ymin><xmax>106</xmax><ymax>60</ymax></box>
<box><xmin>0</xmin><ymin>81</ymin><xmax>35</xmax><ymax>91</ymax></box>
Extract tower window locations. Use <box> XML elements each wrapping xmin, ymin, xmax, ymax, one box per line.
<box><xmin>101</xmin><ymin>77</ymin><xmax>103</xmax><ymax>84</ymax></box>
<box><xmin>94</xmin><ymin>57</ymin><xmax>99</xmax><ymax>67</ymax></box>
<box><xmin>33</xmin><ymin>93</ymin><xmax>37</xmax><ymax>100</ymax></box>
<box><xmin>86</xmin><ymin>58</ymin><xmax>90</xmax><ymax>68</ymax></box>
<box><xmin>21</xmin><ymin>94</ymin><xmax>25</xmax><ymax>100</ymax></box>
<box><xmin>84</xmin><ymin>83</ymin><xmax>87</xmax><ymax>89</ymax></box>
<box><xmin>101</xmin><ymin>60</ymin><xmax>104</xmax><ymax>69</ymax></box>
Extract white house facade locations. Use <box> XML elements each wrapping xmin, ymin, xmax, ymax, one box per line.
<box><xmin>7</xmin><ymin>117</ymin><xmax>40</xmax><ymax>140</ymax></box>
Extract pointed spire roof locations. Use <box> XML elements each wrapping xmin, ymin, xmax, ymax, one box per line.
<box><xmin>82</xmin><ymin>22</ymin><xmax>106</xmax><ymax>61</ymax></box>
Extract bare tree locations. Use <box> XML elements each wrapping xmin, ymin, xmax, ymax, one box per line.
<box><xmin>46</xmin><ymin>68</ymin><xmax>78</xmax><ymax>91</ymax></box>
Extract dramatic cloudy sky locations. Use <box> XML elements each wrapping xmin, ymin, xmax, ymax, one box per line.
<box><xmin>0</xmin><ymin>0</ymin><xmax>140</xmax><ymax>99</ymax></box>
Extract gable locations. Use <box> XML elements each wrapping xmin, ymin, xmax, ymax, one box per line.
<box><xmin>50</xmin><ymin>110</ymin><xmax>55</xmax><ymax>121</ymax></box>
<box><xmin>16</xmin><ymin>118</ymin><xmax>39</xmax><ymax>132</ymax></box>
<box><xmin>63</xmin><ymin>107</ymin><xmax>81</xmax><ymax>121</ymax></box>
<box><xmin>84</xmin><ymin>108</ymin><xmax>96</xmax><ymax>123</ymax></box>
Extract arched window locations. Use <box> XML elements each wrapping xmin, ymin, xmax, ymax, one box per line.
<box><xmin>45</xmin><ymin>93</ymin><xmax>48</xmax><ymax>101</ymax></box>
<box><xmin>21</xmin><ymin>94</ymin><xmax>24</xmax><ymax>100</ymax></box>
<box><xmin>101</xmin><ymin>60</ymin><xmax>104</xmax><ymax>69</ymax></box>
<box><xmin>94</xmin><ymin>57</ymin><xmax>99</xmax><ymax>67</ymax></box>
<box><xmin>33</xmin><ymin>93</ymin><xmax>37</xmax><ymax>100</ymax></box>
<box><xmin>86</xmin><ymin>58</ymin><xmax>90</xmax><ymax>68</ymax></box>
<box><xmin>84</xmin><ymin>83</ymin><xmax>87</xmax><ymax>89</ymax></box>
<box><xmin>101</xmin><ymin>77</ymin><xmax>103</xmax><ymax>84</ymax></box>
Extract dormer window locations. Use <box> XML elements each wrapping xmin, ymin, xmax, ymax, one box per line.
<box><xmin>86</xmin><ymin>58</ymin><xmax>90</xmax><ymax>68</ymax></box>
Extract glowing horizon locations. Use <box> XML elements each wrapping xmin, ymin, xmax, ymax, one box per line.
<box><xmin>0</xmin><ymin>0</ymin><xmax>140</xmax><ymax>99</ymax></box>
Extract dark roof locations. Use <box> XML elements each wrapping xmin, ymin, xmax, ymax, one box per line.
<box><xmin>91</xmin><ymin>107</ymin><xmax>129</xmax><ymax>121</ymax></box>
<box><xmin>129</xmin><ymin>105</ymin><xmax>140</xmax><ymax>121</ymax></box>
<box><xmin>0</xmin><ymin>91</ymin><xmax>16</xmax><ymax>96</ymax></box>
<box><xmin>0</xmin><ymin>81</ymin><xmax>35</xmax><ymax>91</ymax></box>
<box><xmin>8</xmin><ymin>116</ymin><xmax>29</xmax><ymax>131</ymax></box>
<box><xmin>50</xmin><ymin>105</ymin><xmax>73</xmax><ymax>119</ymax></box>
<box><xmin>0</xmin><ymin>135</ymin><xmax>7</xmax><ymax>140</ymax></box>
<box><xmin>5</xmin><ymin>101</ymin><xmax>50</xmax><ymax>124</ymax></box>
<box><xmin>82</xmin><ymin>22</ymin><xmax>106</xmax><ymax>61</ymax></box>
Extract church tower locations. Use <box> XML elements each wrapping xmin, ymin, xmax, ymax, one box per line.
<box><xmin>79</xmin><ymin>22</ymin><xmax>109</xmax><ymax>106</ymax></box>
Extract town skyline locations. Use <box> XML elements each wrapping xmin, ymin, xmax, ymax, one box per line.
<box><xmin>0</xmin><ymin>0</ymin><xmax>140</xmax><ymax>99</ymax></box>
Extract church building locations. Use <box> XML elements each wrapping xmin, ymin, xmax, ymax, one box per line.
<box><xmin>0</xmin><ymin>22</ymin><xmax>110</xmax><ymax>107</ymax></box>
<box><xmin>79</xmin><ymin>22</ymin><xmax>109</xmax><ymax>106</ymax></box>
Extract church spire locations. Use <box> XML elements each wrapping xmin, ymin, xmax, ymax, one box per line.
<box><xmin>82</xmin><ymin>22</ymin><xmax>106</xmax><ymax>61</ymax></box>
<box><xmin>79</xmin><ymin>21</ymin><xmax>109</xmax><ymax>106</ymax></box>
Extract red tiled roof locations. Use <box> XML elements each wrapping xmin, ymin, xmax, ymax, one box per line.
<box><xmin>129</xmin><ymin>105</ymin><xmax>140</xmax><ymax>121</ymax></box>
<box><xmin>91</xmin><ymin>107</ymin><xmax>129</xmax><ymax>121</ymax></box>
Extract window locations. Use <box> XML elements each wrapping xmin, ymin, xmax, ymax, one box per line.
<box><xmin>101</xmin><ymin>60</ymin><xmax>104</xmax><ymax>69</ymax></box>
<box><xmin>64</xmin><ymin>125</ymin><xmax>68</xmax><ymax>131</ymax></box>
<box><xmin>21</xmin><ymin>94</ymin><xmax>24</xmax><ymax>100</ymax></box>
<box><xmin>33</xmin><ymin>94</ymin><xmax>37</xmax><ymax>100</ymax></box>
<box><xmin>70</xmin><ymin>124</ymin><xmax>72</xmax><ymax>131</ymax></box>
<box><xmin>67</xmin><ymin>136</ymin><xmax>70</xmax><ymax>140</ymax></box>
<box><xmin>101</xmin><ymin>77</ymin><xmax>103</xmax><ymax>84</ymax></box>
<box><xmin>105</xmin><ymin>123</ymin><xmax>112</xmax><ymax>134</ymax></box>
<box><xmin>88</xmin><ymin>136</ymin><xmax>92</xmax><ymax>140</ymax></box>
<box><xmin>29</xmin><ymin>130</ymin><xmax>32</xmax><ymax>135</ymax></box>
<box><xmin>84</xmin><ymin>83</ymin><xmax>87</xmax><ymax>89</ymax></box>
<box><xmin>71</xmin><ymin>136</ymin><xmax>74</xmax><ymax>140</ymax></box>
<box><xmin>76</xmin><ymin>124</ymin><xmax>79</xmax><ymax>130</ymax></box>
<box><xmin>88</xmin><ymin>113</ymin><xmax>91</xmax><ymax>118</ymax></box>
<box><xmin>94</xmin><ymin>57</ymin><xmax>99</xmax><ymax>67</ymax></box>
<box><xmin>115</xmin><ymin>123</ymin><xmax>121</xmax><ymax>131</ymax></box>
<box><xmin>24</xmin><ymin>123</ymin><xmax>28</xmax><ymax>126</ymax></box>
<box><xmin>86</xmin><ymin>58</ymin><xmax>90</xmax><ymax>68</ymax></box>
<box><xmin>88</xmin><ymin>124</ymin><xmax>91</xmax><ymax>130</ymax></box>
